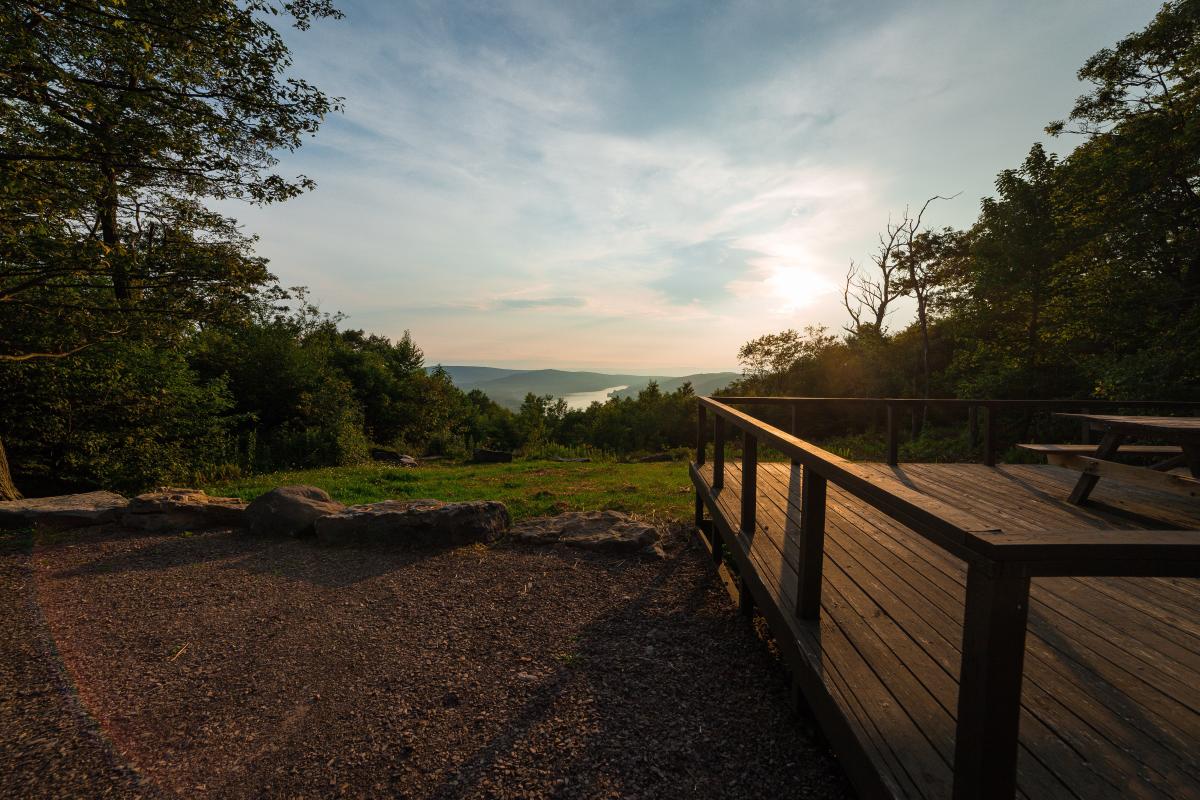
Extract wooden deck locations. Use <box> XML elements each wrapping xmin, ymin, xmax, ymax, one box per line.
<box><xmin>692</xmin><ymin>460</ymin><xmax>1200</xmax><ymax>800</ymax></box>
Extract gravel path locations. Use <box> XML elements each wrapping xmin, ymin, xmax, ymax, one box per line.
<box><xmin>2</xmin><ymin>524</ymin><xmax>852</xmax><ymax>799</ymax></box>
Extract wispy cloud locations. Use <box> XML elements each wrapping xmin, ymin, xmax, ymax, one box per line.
<box><xmin>495</xmin><ymin>296</ymin><xmax>586</xmax><ymax>310</ymax></box>
<box><xmin>232</xmin><ymin>0</ymin><xmax>1163</xmax><ymax>371</ymax></box>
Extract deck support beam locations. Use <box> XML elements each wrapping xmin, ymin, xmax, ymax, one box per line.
<box><xmin>795</xmin><ymin>468</ymin><xmax>826</xmax><ymax>621</ymax></box>
<box><xmin>984</xmin><ymin>406</ymin><xmax>998</xmax><ymax>467</ymax></box>
<box><xmin>791</xmin><ymin>404</ymin><xmax>801</xmax><ymax>466</ymax></box>
<box><xmin>886</xmin><ymin>405</ymin><xmax>899</xmax><ymax>466</ymax></box>
<box><xmin>953</xmin><ymin>565</ymin><xmax>1031</xmax><ymax>800</ymax></box>
<box><xmin>713</xmin><ymin>416</ymin><xmax>726</xmax><ymax>492</ymax></box>
<box><xmin>738</xmin><ymin>574</ymin><xmax>755</xmax><ymax>617</ymax></box>
<box><xmin>741</xmin><ymin>431</ymin><xmax>757</xmax><ymax>537</ymax></box>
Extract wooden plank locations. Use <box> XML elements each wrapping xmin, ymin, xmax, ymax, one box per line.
<box><xmin>768</xmin><ymin>470</ymin><xmax>1200</xmax><ymax>796</ymax></box>
<box><xmin>755</xmin><ymin>471</ymin><xmax>1133</xmax><ymax>798</ymax></box>
<box><xmin>999</xmin><ymin>464</ymin><xmax>1200</xmax><ymax>531</ymax></box>
<box><xmin>722</xmin><ymin>466</ymin><xmax>1096</xmax><ymax>798</ymax></box>
<box><xmin>1017</xmin><ymin>444</ymin><xmax>1182</xmax><ymax>455</ymax></box>
<box><xmin>1061</xmin><ymin>455</ymin><xmax>1200</xmax><ymax>500</ymax></box>
<box><xmin>693</xmin><ymin>459</ymin><xmax>1200</xmax><ymax>800</ymax></box>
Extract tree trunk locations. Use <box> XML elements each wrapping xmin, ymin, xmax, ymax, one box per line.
<box><xmin>99</xmin><ymin>156</ymin><xmax>130</xmax><ymax>302</ymax></box>
<box><xmin>0</xmin><ymin>435</ymin><xmax>21</xmax><ymax>501</ymax></box>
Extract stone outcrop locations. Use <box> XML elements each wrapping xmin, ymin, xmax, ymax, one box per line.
<box><xmin>370</xmin><ymin>448</ymin><xmax>419</xmax><ymax>467</ymax></box>
<box><xmin>472</xmin><ymin>449</ymin><xmax>513</xmax><ymax>463</ymax></box>
<box><xmin>510</xmin><ymin>510</ymin><xmax>664</xmax><ymax>559</ymax></box>
<box><xmin>314</xmin><ymin>498</ymin><xmax>510</xmax><ymax>547</ymax></box>
<box><xmin>0</xmin><ymin>491</ymin><xmax>128</xmax><ymax>531</ymax></box>
<box><xmin>122</xmin><ymin>488</ymin><xmax>246</xmax><ymax>532</ymax></box>
<box><xmin>245</xmin><ymin>485</ymin><xmax>345</xmax><ymax>537</ymax></box>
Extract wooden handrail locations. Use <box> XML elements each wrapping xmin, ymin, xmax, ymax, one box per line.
<box><xmin>966</xmin><ymin>529</ymin><xmax>1200</xmax><ymax>575</ymax></box>
<box><xmin>692</xmin><ymin>395</ymin><xmax>1200</xmax><ymax>800</ymax></box>
<box><xmin>712</xmin><ymin>395</ymin><xmax>1200</xmax><ymax>468</ymax></box>
<box><xmin>699</xmin><ymin>396</ymin><xmax>1001</xmax><ymax>563</ymax></box>
<box><xmin>716</xmin><ymin>396</ymin><xmax>1200</xmax><ymax>409</ymax></box>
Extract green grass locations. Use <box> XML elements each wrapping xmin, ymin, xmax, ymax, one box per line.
<box><xmin>204</xmin><ymin>460</ymin><xmax>695</xmax><ymax>522</ymax></box>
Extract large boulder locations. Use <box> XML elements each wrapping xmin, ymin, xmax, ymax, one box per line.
<box><xmin>0</xmin><ymin>491</ymin><xmax>128</xmax><ymax>531</ymax></box>
<box><xmin>314</xmin><ymin>499</ymin><xmax>510</xmax><ymax>547</ymax></box>
<box><xmin>245</xmin><ymin>485</ymin><xmax>345</xmax><ymax>537</ymax></box>
<box><xmin>370</xmin><ymin>448</ymin><xmax>419</xmax><ymax>467</ymax></box>
<box><xmin>510</xmin><ymin>510</ymin><xmax>664</xmax><ymax>559</ymax></box>
<box><xmin>472</xmin><ymin>449</ymin><xmax>513</xmax><ymax>463</ymax></box>
<box><xmin>122</xmin><ymin>488</ymin><xmax>247</xmax><ymax>532</ymax></box>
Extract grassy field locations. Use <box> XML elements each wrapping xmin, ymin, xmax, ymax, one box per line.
<box><xmin>204</xmin><ymin>460</ymin><xmax>696</xmax><ymax>522</ymax></box>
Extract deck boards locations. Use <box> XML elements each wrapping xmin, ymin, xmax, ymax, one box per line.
<box><xmin>693</xmin><ymin>461</ymin><xmax>1200</xmax><ymax>800</ymax></box>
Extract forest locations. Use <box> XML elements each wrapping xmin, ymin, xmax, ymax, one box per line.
<box><xmin>1</xmin><ymin>0</ymin><xmax>1197</xmax><ymax>497</ymax></box>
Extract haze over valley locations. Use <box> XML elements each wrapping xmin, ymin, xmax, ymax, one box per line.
<box><xmin>431</xmin><ymin>365</ymin><xmax>740</xmax><ymax>410</ymax></box>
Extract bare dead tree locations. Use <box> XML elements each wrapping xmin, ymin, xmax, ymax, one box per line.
<box><xmin>842</xmin><ymin>221</ymin><xmax>907</xmax><ymax>334</ymax></box>
<box><xmin>891</xmin><ymin>194</ymin><xmax>963</xmax><ymax>434</ymax></box>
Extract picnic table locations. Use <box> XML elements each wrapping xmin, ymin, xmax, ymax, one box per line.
<box><xmin>1052</xmin><ymin>413</ymin><xmax>1200</xmax><ymax>504</ymax></box>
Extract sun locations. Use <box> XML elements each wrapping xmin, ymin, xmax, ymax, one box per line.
<box><xmin>765</xmin><ymin>267</ymin><xmax>835</xmax><ymax>313</ymax></box>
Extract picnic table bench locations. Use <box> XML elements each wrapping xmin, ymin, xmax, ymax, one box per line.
<box><xmin>1017</xmin><ymin>443</ymin><xmax>1182</xmax><ymax>467</ymax></box>
<box><xmin>1039</xmin><ymin>414</ymin><xmax>1200</xmax><ymax>504</ymax></box>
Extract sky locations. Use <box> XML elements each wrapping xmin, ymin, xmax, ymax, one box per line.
<box><xmin>230</xmin><ymin>0</ymin><xmax>1162</xmax><ymax>374</ymax></box>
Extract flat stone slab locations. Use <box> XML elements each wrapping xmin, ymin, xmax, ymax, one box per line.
<box><xmin>510</xmin><ymin>510</ymin><xmax>664</xmax><ymax>559</ymax></box>
<box><xmin>122</xmin><ymin>488</ymin><xmax>247</xmax><ymax>532</ymax></box>
<box><xmin>314</xmin><ymin>499</ymin><xmax>510</xmax><ymax>547</ymax></box>
<box><xmin>0</xmin><ymin>491</ymin><xmax>128</xmax><ymax>531</ymax></box>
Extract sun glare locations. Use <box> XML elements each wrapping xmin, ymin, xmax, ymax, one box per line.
<box><xmin>765</xmin><ymin>266</ymin><xmax>835</xmax><ymax>313</ymax></box>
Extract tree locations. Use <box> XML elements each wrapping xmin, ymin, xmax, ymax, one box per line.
<box><xmin>842</xmin><ymin>220</ymin><xmax>906</xmax><ymax>334</ymax></box>
<box><xmin>0</xmin><ymin>0</ymin><xmax>342</xmax><ymax>497</ymax></box>
<box><xmin>1046</xmin><ymin>0</ymin><xmax>1200</xmax><ymax>397</ymax></box>
<box><xmin>895</xmin><ymin>222</ymin><xmax>960</xmax><ymax>392</ymax></box>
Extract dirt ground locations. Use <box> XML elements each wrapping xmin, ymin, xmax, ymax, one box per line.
<box><xmin>1</xmin><ymin>524</ymin><xmax>852</xmax><ymax>799</ymax></box>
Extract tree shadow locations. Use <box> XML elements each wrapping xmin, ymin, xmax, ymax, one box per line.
<box><xmin>429</xmin><ymin>537</ymin><xmax>849</xmax><ymax>798</ymax></box>
<box><xmin>47</xmin><ymin>527</ymin><xmax>447</xmax><ymax>589</ymax></box>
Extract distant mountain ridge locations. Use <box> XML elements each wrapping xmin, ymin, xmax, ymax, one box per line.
<box><xmin>429</xmin><ymin>365</ymin><xmax>740</xmax><ymax>410</ymax></box>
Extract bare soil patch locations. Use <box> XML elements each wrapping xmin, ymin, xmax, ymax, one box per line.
<box><xmin>3</xmin><ymin>525</ymin><xmax>852</xmax><ymax>799</ymax></box>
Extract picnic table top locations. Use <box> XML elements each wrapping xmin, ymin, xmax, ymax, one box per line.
<box><xmin>1055</xmin><ymin>413</ymin><xmax>1200</xmax><ymax>439</ymax></box>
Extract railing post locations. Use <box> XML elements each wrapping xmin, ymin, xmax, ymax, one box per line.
<box><xmin>790</xmin><ymin>404</ymin><xmax>801</xmax><ymax>466</ymax></box>
<box><xmin>984</xmin><ymin>405</ymin><xmax>998</xmax><ymax>467</ymax></box>
<box><xmin>740</xmin><ymin>430</ymin><xmax>757</xmax><ymax>537</ymax></box>
<box><xmin>969</xmin><ymin>405</ymin><xmax>979</xmax><ymax>447</ymax></box>
<box><xmin>886</xmin><ymin>404</ymin><xmax>899</xmax><ymax>466</ymax></box>
<box><xmin>696</xmin><ymin>403</ymin><xmax>707</xmax><ymax>466</ymax></box>
<box><xmin>953</xmin><ymin>564</ymin><xmax>1031</xmax><ymax>800</ymax></box>
<box><xmin>713</xmin><ymin>416</ymin><xmax>726</xmax><ymax>491</ymax></box>
<box><xmin>795</xmin><ymin>467</ymin><xmax>826</xmax><ymax>621</ymax></box>
<box><xmin>1079</xmin><ymin>407</ymin><xmax>1092</xmax><ymax>445</ymax></box>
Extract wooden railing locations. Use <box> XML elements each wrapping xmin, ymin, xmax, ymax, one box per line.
<box><xmin>715</xmin><ymin>396</ymin><xmax>1200</xmax><ymax>466</ymax></box>
<box><xmin>693</xmin><ymin>396</ymin><xmax>1200</xmax><ymax>800</ymax></box>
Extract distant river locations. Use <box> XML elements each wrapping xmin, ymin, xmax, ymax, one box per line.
<box><xmin>562</xmin><ymin>385</ymin><xmax>628</xmax><ymax>410</ymax></box>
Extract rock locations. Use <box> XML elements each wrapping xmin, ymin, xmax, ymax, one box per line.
<box><xmin>510</xmin><ymin>510</ymin><xmax>665</xmax><ymax>559</ymax></box>
<box><xmin>0</xmin><ymin>491</ymin><xmax>128</xmax><ymax>531</ymax></box>
<box><xmin>549</xmin><ymin>456</ymin><xmax>591</xmax><ymax>463</ymax></box>
<box><xmin>245</xmin><ymin>485</ymin><xmax>345</xmax><ymax>537</ymax></box>
<box><xmin>472</xmin><ymin>449</ymin><xmax>513</xmax><ymax>464</ymax></box>
<box><xmin>122</xmin><ymin>487</ymin><xmax>246</xmax><ymax>532</ymax></box>
<box><xmin>634</xmin><ymin>453</ymin><xmax>674</xmax><ymax>463</ymax></box>
<box><xmin>370</xmin><ymin>448</ymin><xmax>419</xmax><ymax>467</ymax></box>
<box><xmin>314</xmin><ymin>499</ymin><xmax>510</xmax><ymax>547</ymax></box>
